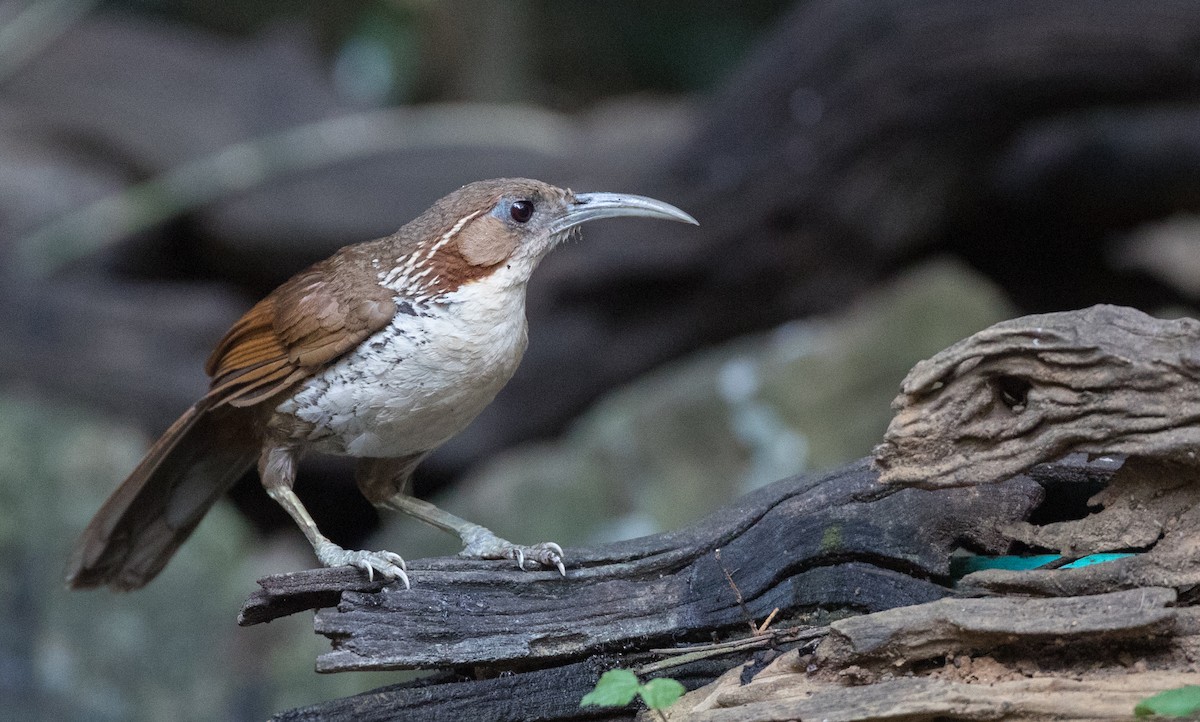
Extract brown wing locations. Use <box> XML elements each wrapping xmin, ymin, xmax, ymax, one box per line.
<box><xmin>205</xmin><ymin>252</ymin><xmax>396</xmax><ymax>408</ymax></box>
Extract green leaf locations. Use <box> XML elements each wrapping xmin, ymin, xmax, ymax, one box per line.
<box><xmin>581</xmin><ymin>669</ymin><xmax>640</xmax><ymax>707</ymax></box>
<box><xmin>1135</xmin><ymin>685</ymin><xmax>1200</xmax><ymax>718</ymax></box>
<box><xmin>638</xmin><ymin>677</ymin><xmax>686</xmax><ymax>709</ymax></box>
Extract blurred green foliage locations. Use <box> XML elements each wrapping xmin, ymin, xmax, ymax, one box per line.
<box><xmin>107</xmin><ymin>0</ymin><xmax>793</xmax><ymax>105</ymax></box>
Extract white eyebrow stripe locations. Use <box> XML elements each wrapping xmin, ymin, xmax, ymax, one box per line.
<box><xmin>426</xmin><ymin>209</ymin><xmax>484</xmax><ymax>261</ymax></box>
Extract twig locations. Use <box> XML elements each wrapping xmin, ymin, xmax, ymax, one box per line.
<box><xmin>637</xmin><ymin>626</ymin><xmax>826</xmax><ymax>675</ymax></box>
<box><xmin>715</xmin><ymin>548</ymin><xmax>757</xmax><ymax>635</ymax></box>
<box><xmin>754</xmin><ymin>607</ymin><xmax>780</xmax><ymax>635</ymax></box>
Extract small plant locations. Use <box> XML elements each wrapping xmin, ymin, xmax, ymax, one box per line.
<box><xmin>1135</xmin><ymin>685</ymin><xmax>1200</xmax><ymax>718</ymax></box>
<box><xmin>580</xmin><ymin>669</ymin><xmax>685</xmax><ymax>720</ymax></box>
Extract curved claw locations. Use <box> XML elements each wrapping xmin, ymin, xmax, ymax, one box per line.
<box><xmin>458</xmin><ymin>530</ymin><xmax>568</xmax><ymax>576</ymax></box>
<box><xmin>315</xmin><ymin>541</ymin><xmax>410</xmax><ymax>589</ymax></box>
<box><xmin>506</xmin><ymin>541</ymin><xmax>565</xmax><ymax>576</ymax></box>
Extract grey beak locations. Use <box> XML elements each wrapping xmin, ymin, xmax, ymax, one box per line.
<box><xmin>550</xmin><ymin>192</ymin><xmax>698</xmax><ymax>234</ymax></box>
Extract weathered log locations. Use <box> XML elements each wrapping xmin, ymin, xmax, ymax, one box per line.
<box><xmin>876</xmin><ymin>304</ymin><xmax>1200</xmax><ymax>598</ymax></box>
<box><xmin>246</xmin><ymin>457</ymin><xmax>1063</xmax><ymax>720</ymax></box>
<box><xmin>647</xmin><ymin>306</ymin><xmax>1200</xmax><ymax>722</ymax></box>
<box><xmin>676</xmin><ymin>672</ymin><xmax>1200</xmax><ymax>722</ymax></box>
<box><xmin>816</xmin><ymin>587</ymin><xmax>1177</xmax><ymax>665</ymax></box>
<box><xmin>664</xmin><ymin>588</ymin><xmax>1200</xmax><ymax>720</ymax></box>
<box><xmin>242</xmin><ymin>460</ymin><xmax>1043</xmax><ymax>674</ymax></box>
<box><xmin>876</xmin><ymin>304</ymin><xmax>1200</xmax><ymax>488</ymax></box>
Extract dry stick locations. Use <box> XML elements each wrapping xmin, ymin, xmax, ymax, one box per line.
<box><xmin>714</xmin><ymin>548</ymin><xmax>758</xmax><ymax>636</ymax></box>
<box><xmin>755</xmin><ymin>607</ymin><xmax>781</xmax><ymax>635</ymax></box>
<box><xmin>638</xmin><ymin>626</ymin><xmax>827</xmax><ymax>675</ymax></box>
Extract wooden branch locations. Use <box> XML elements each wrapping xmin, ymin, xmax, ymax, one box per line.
<box><xmin>241</xmin><ymin>460</ymin><xmax>1044</xmax><ymax>672</ymax></box>
<box><xmin>263</xmin><ymin>303</ymin><xmax>1200</xmax><ymax>718</ymax></box>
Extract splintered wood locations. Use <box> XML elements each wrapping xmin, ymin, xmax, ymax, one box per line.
<box><xmin>664</xmin><ymin>580</ymin><xmax>1200</xmax><ymax>720</ymax></box>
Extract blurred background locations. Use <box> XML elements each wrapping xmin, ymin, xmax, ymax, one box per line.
<box><xmin>3</xmin><ymin>0</ymin><xmax>1200</xmax><ymax>719</ymax></box>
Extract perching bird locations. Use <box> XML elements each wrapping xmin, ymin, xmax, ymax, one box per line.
<box><xmin>67</xmin><ymin>178</ymin><xmax>697</xmax><ymax>591</ymax></box>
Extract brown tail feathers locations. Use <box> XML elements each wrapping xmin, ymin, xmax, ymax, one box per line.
<box><xmin>66</xmin><ymin>401</ymin><xmax>259</xmax><ymax>591</ymax></box>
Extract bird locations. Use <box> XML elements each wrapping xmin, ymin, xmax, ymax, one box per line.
<box><xmin>66</xmin><ymin>177</ymin><xmax>697</xmax><ymax>591</ymax></box>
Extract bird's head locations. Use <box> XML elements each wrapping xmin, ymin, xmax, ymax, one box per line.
<box><xmin>387</xmin><ymin>178</ymin><xmax>697</xmax><ymax>297</ymax></box>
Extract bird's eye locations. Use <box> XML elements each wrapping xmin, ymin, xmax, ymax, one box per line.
<box><xmin>510</xmin><ymin>199</ymin><xmax>534</xmax><ymax>223</ymax></box>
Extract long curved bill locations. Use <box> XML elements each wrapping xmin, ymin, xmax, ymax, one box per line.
<box><xmin>550</xmin><ymin>192</ymin><xmax>698</xmax><ymax>234</ymax></box>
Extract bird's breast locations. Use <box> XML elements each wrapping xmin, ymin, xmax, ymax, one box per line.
<box><xmin>271</xmin><ymin>275</ymin><xmax>529</xmax><ymax>458</ymax></box>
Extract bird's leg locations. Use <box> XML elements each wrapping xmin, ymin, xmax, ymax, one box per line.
<box><xmin>260</xmin><ymin>445</ymin><xmax>408</xmax><ymax>587</ymax></box>
<box><xmin>382</xmin><ymin>494</ymin><xmax>565</xmax><ymax>576</ymax></box>
<box><xmin>355</xmin><ymin>456</ymin><xmax>564</xmax><ymax>575</ymax></box>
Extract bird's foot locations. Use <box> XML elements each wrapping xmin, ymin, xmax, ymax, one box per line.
<box><xmin>459</xmin><ymin>527</ymin><xmax>566</xmax><ymax>576</ymax></box>
<box><xmin>315</xmin><ymin>539</ymin><xmax>409</xmax><ymax>588</ymax></box>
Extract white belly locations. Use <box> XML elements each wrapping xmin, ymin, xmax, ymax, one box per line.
<box><xmin>272</xmin><ymin>277</ymin><xmax>529</xmax><ymax>458</ymax></box>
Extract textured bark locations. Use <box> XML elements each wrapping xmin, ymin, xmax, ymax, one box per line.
<box><xmin>876</xmin><ymin>305</ymin><xmax>1200</xmax><ymax>599</ymax></box>
<box><xmin>241</xmin><ymin>460</ymin><xmax>1043</xmax><ymax>672</ymax></box>
<box><xmin>816</xmin><ymin>587</ymin><xmax>1177</xmax><ymax>665</ymax></box>
<box><xmin>876</xmin><ymin>304</ymin><xmax>1200</xmax><ymax>488</ymax></box>
<box><xmin>674</xmin><ymin>672</ymin><xmax>1200</xmax><ymax>722</ymax></box>
<box><xmin>666</xmin><ymin>590</ymin><xmax>1199</xmax><ymax>721</ymax></box>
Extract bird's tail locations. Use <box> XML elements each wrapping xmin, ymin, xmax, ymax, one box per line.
<box><xmin>66</xmin><ymin>401</ymin><xmax>259</xmax><ymax>591</ymax></box>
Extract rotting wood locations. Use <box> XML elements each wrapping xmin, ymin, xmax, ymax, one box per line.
<box><xmin>669</xmin><ymin>673</ymin><xmax>1200</xmax><ymax>722</ymax></box>
<box><xmin>815</xmin><ymin>587</ymin><xmax>1177</xmax><ymax>665</ymax></box>
<box><xmin>876</xmin><ymin>305</ymin><xmax>1200</xmax><ymax>598</ymax></box>
<box><xmin>242</xmin><ymin>459</ymin><xmax>1043</xmax><ymax>671</ymax></box>
<box><xmin>876</xmin><ymin>304</ymin><xmax>1200</xmax><ymax>489</ymax></box>
<box><xmin>661</xmin><ymin>590</ymin><xmax>1197</xmax><ymax>721</ymax></box>
<box><xmin>654</xmin><ymin>305</ymin><xmax>1200</xmax><ymax>721</ymax></box>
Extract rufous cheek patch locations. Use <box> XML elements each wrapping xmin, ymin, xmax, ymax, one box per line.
<box><xmin>457</xmin><ymin>216</ymin><xmax>519</xmax><ymax>267</ymax></box>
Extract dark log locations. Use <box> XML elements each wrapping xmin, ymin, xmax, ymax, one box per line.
<box><xmin>272</xmin><ymin>657</ymin><xmax>632</xmax><ymax>722</ymax></box>
<box><xmin>242</xmin><ymin>459</ymin><xmax>1043</xmax><ymax>674</ymax></box>
<box><xmin>503</xmin><ymin>0</ymin><xmax>1200</xmax><ymax>475</ymax></box>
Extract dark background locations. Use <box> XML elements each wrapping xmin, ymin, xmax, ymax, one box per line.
<box><xmin>3</xmin><ymin>0</ymin><xmax>1200</xmax><ymax>719</ymax></box>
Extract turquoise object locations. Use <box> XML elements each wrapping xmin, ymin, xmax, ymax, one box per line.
<box><xmin>951</xmin><ymin>553</ymin><xmax>1135</xmax><ymax>578</ymax></box>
